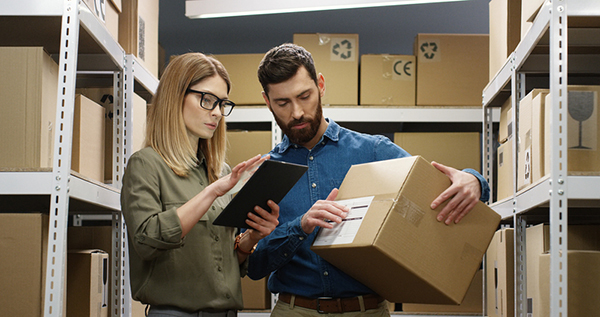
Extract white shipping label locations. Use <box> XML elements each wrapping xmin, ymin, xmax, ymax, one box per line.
<box><xmin>312</xmin><ymin>196</ymin><xmax>374</xmax><ymax>246</ymax></box>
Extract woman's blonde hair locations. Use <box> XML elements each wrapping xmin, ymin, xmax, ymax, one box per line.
<box><xmin>146</xmin><ymin>52</ymin><xmax>231</xmax><ymax>183</ymax></box>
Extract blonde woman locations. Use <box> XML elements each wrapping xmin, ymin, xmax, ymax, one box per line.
<box><xmin>121</xmin><ymin>52</ymin><xmax>279</xmax><ymax>317</ymax></box>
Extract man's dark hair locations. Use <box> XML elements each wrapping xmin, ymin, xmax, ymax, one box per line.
<box><xmin>257</xmin><ymin>43</ymin><xmax>318</xmax><ymax>96</ymax></box>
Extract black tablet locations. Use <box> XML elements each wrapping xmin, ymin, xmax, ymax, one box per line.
<box><xmin>213</xmin><ymin>160</ymin><xmax>308</xmax><ymax>228</ymax></box>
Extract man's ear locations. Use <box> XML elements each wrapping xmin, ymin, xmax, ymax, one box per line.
<box><xmin>262</xmin><ymin>91</ymin><xmax>272</xmax><ymax>111</ymax></box>
<box><xmin>317</xmin><ymin>73</ymin><xmax>326</xmax><ymax>97</ymax></box>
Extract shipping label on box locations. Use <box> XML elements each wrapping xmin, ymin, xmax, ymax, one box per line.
<box><xmin>311</xmin><ymin>156</ymin><xmax>500</xmax><ymax>304</ymax></box>
<box><xmin>313</xmin><ymin>196</ymin><xmax>374</xmax><ymax>246</ymax></box>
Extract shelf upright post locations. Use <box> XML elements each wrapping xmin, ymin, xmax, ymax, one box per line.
<box><xmin>271</xmin><ymin>120</ymin><xmax>282</xmax><ymax>148</ymax></box>
<box><xmin>43</xmin><ymin>0</ymin><xmax>80</xmax><ymax>316</ymax></box>
<box><xmin>549</xmin><ymin>0</ymin><xmax>569</xmax><ymax>315</ymax></box>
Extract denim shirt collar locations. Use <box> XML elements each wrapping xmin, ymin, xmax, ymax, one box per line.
<box><xmin>275</xmin><ymin>118</ymin><xmax>340</xmax><ymax>153</ymax></box>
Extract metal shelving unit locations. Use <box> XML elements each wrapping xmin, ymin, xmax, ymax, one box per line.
<box><xmin>0</xmin><ymin>0</ymin><xmax>158</xmax><ymax>316</ymax></box>
<box><xmin>482</xmin><ymin>0</ymin><xmax>600</xmax><ymax>316</ymax></box>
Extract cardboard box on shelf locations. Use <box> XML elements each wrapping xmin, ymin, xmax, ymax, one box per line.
<box><xmin>241</xmin><ymin>276</ymin><xmax>271</xmax><ymax>310</ymax></box>
<box><xmin>517</xmin><ymin>89</ymin><xmax>549</xmax><ymax>191</ymax></box>
<box><xmin>119</xmin><ymin>0</ymin><xmax>159</xmax><ymax>78</ymax></box>
<box><xmin>76</xmin><ymin>88</ymin><xmax>147</xmax><ymax>183</ymax></box>
<box><xmin>402</xmin><ymin>269</ymin><xmax>483</xmax><ymax>314</ymax></box>
<box><xmin>83</xmin><ymin>0</ymin><xmax>121</xmax><ymax>40</ymax></box>
<box><xmin>414</xmin><ymin>33</ymin><xmax>489</xmax><ymax>107</ymax></box>
<box><xmin>214</xmin><ymin>54</ymin><xmax>265</xmax><ymax>105</ymax></box>
<box><xmin>226</xmin><ymin>130</ymin><xmax>272</xmax><ymax>167</ymax></box>
<box><xmin>73</xmin><ymin>94</ymin><xmax>106</xmax><ymax>183</ymax></box>
<box><xmin>293</xmin><ymin>33</ymin><xmax>359</xmax><ymax>105</ymax></box>
<box><xmin>311</xmin><ymin>156</ymin><xmax>501</xmax><ymax>304</ymax></box>
<box><xmin>537</xmin><ymin>251</ymin><xmax>600</xmax><ymax>316</ymax></box>
<box><xmin>0</xmin><ymin>213</ymin><xmax>49</xmax><ymax>317</ymax></box>
<box><xmin>393</xmin><ymin>132</ymin><xmax>481</xmax><ymax>173</ymax></box>
<box><xmin>489</xmin><ymin>0</ymin><xmax>521</xmax><ymax>81</ymax></box>
<box><xmin>520</xmin><ymin>0</ymin><xmax>545</xmax><ymax>39</ymax></box>
<box><xmin>496</xmin><ymin>137</ymin><xmax>514</xmax><ymax>201</ymax></box>
<box><xmin>544</xmin><ymin>85</ymin><xmax>600</xmax><ymax>176</ymax></box>
<box><xmin>0</xmin><ymin>47</ymin><xmax>58</xmax><ymax>169</ymax></box>
<box><xmin>67</xmin><ymin>249</ymin><xmax>109</xmax><ymax>317</ymax></box>
<box><xmin>499</xmin><ymin>97</ymin><xmax>513</xmax><ymax>143</ymax></box>
<box><xmin>485</xmin><ymin>228</ymin><xmax>514</xmax><ymax>317</ymax></box>
<box><xmin>526</xmin><ymin>223</ymin><xmax>600</xmax><ymax>316</ymax></box>
<box><xmin>360</xmin><ymin>54</ymin><xmax>415</xmax><ymax>106</ymax></box>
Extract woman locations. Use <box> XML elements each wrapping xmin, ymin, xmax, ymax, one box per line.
<box><xmin>121</xmin><ymin>52</ymin><xmax>279</xmax><ymax>317</ymax></box>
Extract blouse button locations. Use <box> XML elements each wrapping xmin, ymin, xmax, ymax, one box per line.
<box><xmin>212</xmin><ymin>206</ymin><xmax>216</xmax><ymax>210</ymax></box>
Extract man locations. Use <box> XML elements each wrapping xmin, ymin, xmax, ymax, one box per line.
<box><xmin>247</xmin><ymin>43</ymin><xmax>490</xmax><ymax>316</ymax></box>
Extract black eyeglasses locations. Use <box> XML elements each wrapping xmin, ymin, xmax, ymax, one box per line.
<box><xmin>185</xmin><ymin>88</ymin><xmax>235</xmax><ymax>116</ymax></box>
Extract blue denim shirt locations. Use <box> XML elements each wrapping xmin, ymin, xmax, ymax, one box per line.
<box><xmin>247</xmin><ymin>119</ymin><xmax>490</xmax><ymax>298</ymax></box>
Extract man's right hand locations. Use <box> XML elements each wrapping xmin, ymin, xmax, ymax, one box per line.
<box><xmin>300</xmin><ymin>188</ymin><xmax>349</xmax><ymax>234</ymax></box>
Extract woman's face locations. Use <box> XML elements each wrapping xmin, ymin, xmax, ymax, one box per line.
<box><xmin>182</xmin><ymin>75</ymin><xmax>228</xmax><ymax>141</ymax></box>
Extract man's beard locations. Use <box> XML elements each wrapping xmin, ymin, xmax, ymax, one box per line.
<box><xmin>275</xmin><ymin>96</ymin><xmax>323</xmax><ymax>146</ymax></box>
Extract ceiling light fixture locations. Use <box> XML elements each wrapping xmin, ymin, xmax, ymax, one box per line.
<box><xmin>185</xmin><ymin>0</ymin><xmax>470</xmax><ymax>19</ymax></box>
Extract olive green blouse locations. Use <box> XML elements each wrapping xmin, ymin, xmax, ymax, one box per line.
<box><xmin>121</xmin><ymin>147</ymin><xmax>246</xmax><ymax>312</ymax></box>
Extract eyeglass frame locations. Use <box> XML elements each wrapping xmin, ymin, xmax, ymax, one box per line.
<box><xmin>185</xmin><ymin>88</ymin><xmax>236</xmax><ymax>116</ymax></box>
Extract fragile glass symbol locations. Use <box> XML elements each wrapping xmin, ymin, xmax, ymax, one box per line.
<box><xmin>568</xmin><ymin>91</ymin><xmax>594</xmax><ymax>149</ymax></box>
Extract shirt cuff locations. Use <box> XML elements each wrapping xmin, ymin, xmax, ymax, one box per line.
<box><xmin>462</xmin><ymin>168</ymin><xmax>491</xmax><ymax>203</ymax></box>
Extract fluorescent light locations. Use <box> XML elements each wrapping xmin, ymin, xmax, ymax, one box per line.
<box><xmin>185</xmin><ymin>0</ymin><xmax>470</xmax><ymax>19</ymax></box>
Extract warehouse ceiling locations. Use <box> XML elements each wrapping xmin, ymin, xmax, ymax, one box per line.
<box><xmin>158</xmin><ymin>0</ymin><xmax>489</xmax><ymax>59</ymax></box>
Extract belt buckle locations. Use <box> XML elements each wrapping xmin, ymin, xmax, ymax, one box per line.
<box><xmin>316</xmin><ymin>297</ymin><xmax>341</xmax><ymax>314</ymax></box>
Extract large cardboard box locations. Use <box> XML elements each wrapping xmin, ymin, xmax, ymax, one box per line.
<box><xmin>67</xmin><ymin>249</ymin><xmax>109</xmax><ymax>317</ymax></box>
<box><xmin>544</xmin><ymin>86</ymin><xmax>600</xmax><ymax>176</ymax></box>
<box><xmin>241</xmin><ymin>276</ymin><xmax>271</xmax><ymax>310</ymax></box>
<box><xmin>0</xmin><ymin>47</ymin><xmax>58</xmax><ymax>169</ymax></box>
<box><xmin>393</xmin><ymin>132</ymin><xmax>481</xmax><ymax>173</ymax></box>
<box><xmin>496</xmin><ymin>138</ymin><xmax>514</xmax><ymax>201</ymax></box>
<box><xmin>0</xmin><ymin>213</ymin><xmax>49</xmax><ymax>316</ymax></box>
<box><xmin>73</xmin><ymin>94</ymin><xmax>106</xmax><ymax>183</ymax></box>
<box><xmin>226</xmin><ymin>130</ymin><xmax>272</xmax><ymax>167</ymax></box>
<box><xmin>293</xmin><ymin>33</ymin><xmax>359</xmax><ymax>105</ymax></box>
<box><xmin>119</xmin><ymin>0</ymin><xmax>159</xmax><ymax>78</ymax></box>
<box><xmin>489</xmin><ymin>0</ymin><xmax>521</xmax><ymax>81</ymax></box>
<box><xmin>214</xmin><ymin>54</ymin><xmax>265</xmax><ymax>105</ymax></box>
<box><xmin>485</xmin><ymin>228</ymin><xmax>514</xmax><ymax>317</ymax></box>
<box><xmin>517</xmin><ymin>89</ymin><xmax>549</xmax><ymax>191</ymax></box>
<box><xmin>311</xmin><ymin>156</ymin><xmax>501</xmax><ymax>304</ymax></box>
<box><xmin>526</xmin><ymin>223</ymin><xmax>600</xmax><ymax>316</ymax></box>
<box><xmin>402</xmin><ymin>269</ymin><xmax>483</xmax><ymax>314</ymax></box>
<box><xmin>414</xmin><ymin>34</ymin><xmax>489</xmax><ymax>107</ymax></box>
<box><xmin>537</xmin><ymin>251</ymin><xmax>600</xmax><ymax>316</ymax></box>
<box><xmin>521</xmin><ymin>0</ymin><xmax>545</xmax><ymax>39</ymax></box>
<box><xmin>82</xmin><ymin>0</ymin><xmax>121</xmax><ymax>40</ymax></box>
<box><xmin>360</xmin><ymin>54</ymin><xmax>415</xmax><ymax>106</ymax></box>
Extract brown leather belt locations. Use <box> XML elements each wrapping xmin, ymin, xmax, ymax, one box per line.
<box><xmin>278</xmin><ymin>293</ymin><xmax>385</xmax><ymax>314</ymax></box>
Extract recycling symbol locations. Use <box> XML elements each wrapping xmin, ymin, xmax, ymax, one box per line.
<box><xmin>332</xmin><ymin>40</ymin><xmax>353</xmax><ymax>60</ymax></box>
<box><xmin>420</xmin><ymin>42</ymin><xmax>438</xmax><ymax>59</ymax></box>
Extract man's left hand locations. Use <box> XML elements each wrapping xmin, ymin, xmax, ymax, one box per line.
<box><xmin>430</xmin><ymin>161</ymin><xmax>481</xmax><ymax>225</ymax></box>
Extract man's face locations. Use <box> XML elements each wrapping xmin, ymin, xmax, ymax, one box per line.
<box><xmin>263</xmin><ymin>67</ymin><xmax>326</xmax><ymax>148</ymax></box>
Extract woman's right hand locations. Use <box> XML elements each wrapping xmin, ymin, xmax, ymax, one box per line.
<box><xmin>211</xmin><ymin>154</ymin><xmax>269</xmax><ymax>197</ymax></box>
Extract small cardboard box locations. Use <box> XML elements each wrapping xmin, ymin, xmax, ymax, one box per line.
<box><xmin>226</xmin><ymin>130</ymin><xmax>272</xmax><ymax>167</ymax></box>
<box><xmin>0</xmin><ymin>47</ymin><xmax>58</xmax><ymax>169</ymax></box>
<box><xmin>402</xmin><ymin>269</ymin><xmax>483</xmax><ymax>314</ymax></box>
<box><xmin>526</xmin><ymin>223</ymin><xmax>600</xmax><ymax>316</ymax></box>
<box><xmin>517</xmin><ymin>89</ymin><xmax>549</xmax><ymax>191</ymax></box>
<box><xmin>293</xmin><ymin>33</ymin><xmax>359</xmax><ymax>105</ymax></box>
<box><xmin>67</xmin><ymin>249</ymin><xmax>109</xmax><ymax>317</ymax></box>
<box><xmin>241</xmin><ymin>276</ymin><xmax>271</xmax><ymax>310</ymax></box>
<box><xmin>414</xmin><ymin>34</ymin><xmax>489</xmax><ymax>107</ymax></box>
<box><xmin>537</xmin><ymin>251</ymin><xmax>600</xmax><ymax>316</ymax></box>
<box><xmin>489</xmin><ymin>0</ymin><xmax>521</xmax><ymax>81</ymax></box>
<box><xmin>0</xmin><ymin>213</ymin><xmax>49</xmax><ymax>317</ymax></box>
<box><xmin>73</xmin><ymin>94</ymin><xmax>106</xmax><ymax>183</ymax></box>
<box><xmin>311</xmin><ymin>156</ymin><xmax>501</xmax><ymax>304</ymax></box>
<box><xmin>485</xmin><ymin>228</ymin><xmax>514</xmax><ymax>317</ymax></box>
<box><xmin>214</xmin><ymin>54</ymin><xmax>265</xmax><ymax>105</ymax></box>
<box><xmin>544</xmin><ymin>85</ymin><xmax>600</xmax><ymax>176</ymax></box>
<box><xmin>499</xmin><ymin>97</ymin><xmax>513</xmax><ymax>143</ymax></box>
<box><xmin>393</xmin><ymin>132</ymin><xmax>481</xmax><ymax>173</ymax></box>
<box><xmin>119</xmin><ymin>0</ymin><xmax>159</xmax><ymax>78</ymax></box>
<box><xmin>496</xmin><ymin>138</ymin><xmax>514</xmax><ymax>201</ymax></box>
<box><xmin>360</xmin><ymin>54</ymin><xmax>415</xmax><ymax>106</ymax></box>
<box><xmin>83</xmin><ymin>0</ymin><xmax>121</xmax><ymax>40</ymax></box>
